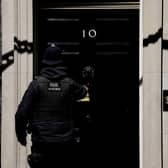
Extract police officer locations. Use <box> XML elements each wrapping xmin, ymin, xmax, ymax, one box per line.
<box><xmin>15</xmin><ymin>45</ymin><xmax>88</xmax><ymax>167</ymax></box>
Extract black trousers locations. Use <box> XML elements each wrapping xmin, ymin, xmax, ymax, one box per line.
<box><xmin>28</xmin><ymin>141</ymin><xmax>78</xmax><ymax>168</ymax></box>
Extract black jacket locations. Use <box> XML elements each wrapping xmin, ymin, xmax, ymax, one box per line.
<box><xmin>15</xmin><ymin>67</ymin><xmax>87</xmax><ymax>146</ymax></box>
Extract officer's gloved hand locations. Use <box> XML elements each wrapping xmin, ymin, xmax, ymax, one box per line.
<box><xmin>82</xmin><ymin>66</ymin><xmax>95</xmax><ymax>88</ymax></box>
<box><xmin>28</xmin><ymin>153</ymin><xmax>44</xmax><ymax>167</ymax></box>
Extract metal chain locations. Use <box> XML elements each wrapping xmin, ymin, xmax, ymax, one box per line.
<box><xmin>0</xmin><ymin>37</ymin><xmax>33</xmax><ymax>73</ymax></box>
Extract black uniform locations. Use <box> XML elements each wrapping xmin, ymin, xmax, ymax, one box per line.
<box><xmin>15</xmin><ymin>46</ymin><xmax>87</xmax><ymax>167</ymax></box>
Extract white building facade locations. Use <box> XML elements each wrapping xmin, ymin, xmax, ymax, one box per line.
<box><xmin>1</xmin><ymin>0</ymin><xmax>167</xmax><ymax>168</ymax></box>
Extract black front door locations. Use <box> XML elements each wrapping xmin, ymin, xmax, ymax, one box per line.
<box><xmin>34</xmin><ymin>3</ymin><xmax>139</xmax><ymax>167</ymax></box>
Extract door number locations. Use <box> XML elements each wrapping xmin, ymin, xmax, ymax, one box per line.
<box><xmin>82</xmin><ymin>29</ymin><xmax>96</xmax><ymax>38</ymax></box>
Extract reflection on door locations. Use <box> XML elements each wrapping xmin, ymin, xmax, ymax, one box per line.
<box><xmin>34</xmin><ymin>6</ymin><xmax>139</xmax><ymax>168</ymax></box>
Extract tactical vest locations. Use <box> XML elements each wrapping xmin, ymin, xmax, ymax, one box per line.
<box><xmin>30</xmin><ymin>76</ymin><xmax>74</xmax><ymax>143</ymax></box>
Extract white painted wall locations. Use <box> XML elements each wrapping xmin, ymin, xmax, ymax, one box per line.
<box><xmin>15</xmin><ymin>1</ymin><xmax>33</xmax><ymax>167</ymax></box>
<box><xmin>143</xmin><ymin>0</ymin><xmax>162</xmax><ymax>168</ymax></box>
<box><xmin>1</xmin><ymin>0</ymin><xmax>33</xmax><ymax>167</ymax></box>
<box><xmin>1</xmin><ymin>0</ymin><xmax>17</xmax><ymax>167</ymax></box>
<box><xmin>162</xmin><ymin>0</ymin><xmax>168</xmax><ymax>167</ymax></box>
